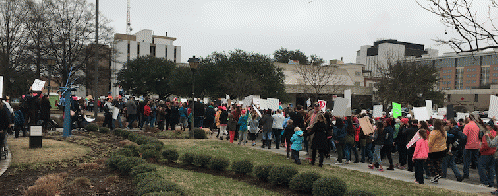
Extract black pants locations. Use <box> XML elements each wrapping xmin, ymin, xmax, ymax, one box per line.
<box><xmin>158</xmin><ymin>120</ymin><xmax>165</xmax><ymax>131</ymax></box>
<box><xmin>407</xmin><ymin>147</ymin><xmax>415</xmax><ymax>171</ymax></box>
<box><xmin>398</xmin><ymin>143</ymin><xmax>407</xmax><ymax>166</ymax></box>
<box><xmin>381</xmin><ymin>145</ymin><xmax>394</xmax><ymax>165</ymax></box>
<box><xmin>169</xmin><ymin>121</ymin><xmax>176</xmax><ymax>131</ymax></box>
<box><xmin>235</xmin><ymin>124</ymin><xmax>240</xmax><ymax>140</ymax></box>
<box><xmin>335</xmin><ymin>139</ymin><xmax>345</xmax><ymax>163</ymax></box>
<box><xmin>103</xmin><ymin>114</ymin><xmax>113</xmax><ymax>130</ymax></box>
<box><xmin>14</xmin><ymin>125</ymin><xmax>26</xmax><ymax>138</ymax></box>
<box><xmin>414</xmin><ymin>159</ymin><xmax>426</xmax><ymax>184</ymax></box>
<box><xmin>428</xmin><ymin>151</ymin><xmax>445</xmax><ymax>177</ymax></box>
<box><xmin>311</xmin><ymin>148</ymin><xmax>327</xmax><ymax>166</ymax></box>
<box><xmin>272</xmin><ymin>129</ymin><xmax>282</xmax><ymax>149</ymax></box>
<box><xmin>286</xmin><ymin>137</ymin><xmax>292</xmax><ymax>157</ymax></box>
<box><xmin>292</xmin><ymin>149</ymin><xmax>301</xmax><ymax>164</ymax></box>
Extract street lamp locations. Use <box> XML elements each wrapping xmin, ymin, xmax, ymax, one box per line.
<box><xmin>188</xmin><ymin>56</ymin><xmax>200</xmax><ymax>138</ymax></box>
<box><xmin>47</xmin><ymin>57</ymin><xmax>56</xmax><ymax>94</ymax></box>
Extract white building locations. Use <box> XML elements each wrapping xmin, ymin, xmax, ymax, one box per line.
<box><xmin>111</xmin><ymin>29</ymin><xmax>181</xmax><ymax>97</ymax></box>
<box><xmin>356</xmin><ymin>39</ymin><xmax>438</xmax><ymax>77</ymax></box>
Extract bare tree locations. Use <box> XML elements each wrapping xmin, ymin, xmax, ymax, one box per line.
<box><xmin>294</xmin><ymin>62</ymin><xmax>345</xmax><ymax>102</ymax></box>
<box><xmin>418</xmin><ymin>0</ymin><xmax>498</xmax><ymax>52</ymax></box>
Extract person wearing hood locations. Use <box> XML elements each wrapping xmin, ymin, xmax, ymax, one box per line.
<box><xmin>306</xmin><ymin>113</ymin><xmax>330</xmax><ymax>167</ymax></box>
<box><xmin>204</xmin><ymin>102</ymin><xmax>216</xmax><ymax>132</ymax></box>
<box><xmin>290</xmin><ymin>127</ymin><xmax>304</xmax><ymax>165</ymax></box>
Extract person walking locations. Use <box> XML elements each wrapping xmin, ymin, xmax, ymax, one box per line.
<box><xmin>427</xmin><ymin>119</ymin><xmax>447</xmax><ymax>184</ymax></box>
<box><xmin>305</xmin><ymin>113</ymin><xmax>329</xmax><ymax>167</ymax></box>
<box><xmin>179</xmin><ymin>103</ymin><xmax>188</xmax><ymax>131</ymax></box>
<box><xmin>441</xmin><ymin>119</ymin><xmax>464</xmax><ymax>182</ymax></box>
<box><xmin>463</xmin><ymin>115</ymin><xmax>481</xmax><ymax>178</ymax></box>
<box><xmin>227</xmin><ymin>114</ymin><xmax>237</xmax><ymax>144</ymax></box>
<box><xmin>272</xmin><ymin>109</ymin><xmax>285</xmax><ymax>149</ymax></box>
<box><xmin>237</xmin><ymin>109</ymin><xmax>250</xmax><ymax>145</ymax></box>
<box><xmin>369</xmin><ymin>121</ymin><xmax>386</xmax><ymax>172</ymax></box>
<box><xmin>413</xmin><ymin>129</ymin><xmax>429</xmax><ymax>184</ymax></box>
<box><xmin>333</xmin><ymin>118</ymin><xmax>347</xmax><ymax>164</ymax></box>
<box><xmin>478</xmin><ymin>120</ymin><xmax>496</xmax><ymax>187</ymax></box>
<box><xmin>259</xmin><ymin>109</ymin><xmax>273</xmax><ymax>149</ymax></box>
<box><xmin>290</xmin><ymin>127</ymin><xmax>304</xmax><ymax>165</ymax></box>
<box><xmin>125</xmin><ymin>97</ymin><xmax>137</xmax><ymax>129</ymax></box>
<box><xmin>283</xmin><ymin>119</ymin><xmax>295</xmax><ymax>159</ymax></box>
<box><xmin>248</xmin><ymin>109</ymin><xmax>260</xmax><ymax>146</ymax></box>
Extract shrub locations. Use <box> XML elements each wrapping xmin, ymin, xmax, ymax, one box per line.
<box><xmin>116</xmin><ymin>145</ymin><xmax>140</xmax><ymax>157</ymax></box>
<box><xmin>73</xmin><ymin>177</ymin><xmax>91</xmax><ymax>188</ymax></box>
<box><xmin>100</xmin><ymin>127</ymin><xmax>110</xmax><ymax>134</ymax></box>
<box><xmin>346</xmin><ymin>190</ymin><xmax>376</xmax><ymax>196</ymax></box>
<box><xmin>210</xmin><ymin>157</ymin><xmax>230</xmax><ymax>171</ymax></box>
<box><xmin>312</xmin><ymin>177</ymin><xmax>347</xmax><ymax>196</ymax></box>
<box><xmin>268</xmin><ymin>166</ymin><xmax>299</xmax><ymax>186</ymax></box>
<box><xmin>85</xmin><ymin>123</ymin><xmax>99</xmax><ymax>132</ymax></box>
<box><xmin>139</xmin><ymin>143</ymin><xmax>164</xmax><ymax>161</ymax></box>
<box><xmin>106</xmin><ymin>154</ymin><xmax>126</xmax><ymax>171</ymax></box>
<box><xmin>180</xmin><ymin>152</ymin><xmax>195</xmax><ymax>165</ymax></box>
<box><xmin>162</xmin><ymin>149</ymin><xmax>179</xmax><ymax>163</ymax></box>
<box><xmin>128</xmin><ymin>132</ymin><xmax>140</xmax><ymax>142</ymax></box>
<box><xmin>254</xmin><ymin>164</ymin><xmax>273</xmax><ymax>182</ymax></box>
<box><xmin>289</xmin><ymin>172</ymin><xmax>321</xmax><ymax>193</ymax></box>
<box><xmin>114</xmin><ymin>128</ymin><xmax>123</xmax><ymax>136</ymax></box>
<box><xmin>193</xmin><ymin>128</ymin><xmax>207</xmax><ymax>139</ymax></box>
<box><xmin>193</xmin><ymin>154</ymin><xmax>212</xmax><ymax>168</ymax></box>
<box><xmin>133</xmin><ymin>172</ymin><xmax>162</xmax><ymax>184</ymax></box>
<box><xmin>136</xmin><ymin>177</ymin><xmax>184</xmax><ymax>196</ymax></box>
<box><xmin>25</xmin><ymin>173</ymin><xmax>66</xmax><ymax>196</ymax></box>
<box><xmin>231</xmin><ymin>159</ymin><xmax>253</xmax><ymax>175</ymax></box>
<box><xmin>130</xmin><ymin>164</ymin><xmax>157</xmax><ymax>177</ymax></box>
<box><xmin>121</xmin><ymin>130</ymin><xmax>132</xmax><ymax>138</ymax></box>
<box><xmin>116</xmin><ymin>156</ymin><xmax>147</xmax><ymax>175</ymax></box>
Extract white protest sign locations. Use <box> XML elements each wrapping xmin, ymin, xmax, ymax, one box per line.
<box><xmin>181</xmin><ymin>98</ymin><xmax>188</xmax><ymax>103</ymax></box>
<box><xmin>413</xmin><ymin>107</ymin><xmax>430</xmax><ymax>121</ymax></box>
<box><xmin>226</xmin><ymin>94</ymin><xmax>230</xmax><ymax>100</ymax></box>
<box><xmin>253</xmin><ymin>97</ymin><xmax>260</xmax><ymax>105</ymax></box>
<box><xmin>30</xmin><ymin>126</ymin><xmax>43</xmax><ymax>136</ymax></box>
<box><xmin>489</xmin><ymin>95</ymin><xmax>498</xmax><ymax>119</ymax></box>
<box><xmin>332</xmin><ymin>98</ymin><xmax>348</xmax><ymax>117</ymax></box>
<box><xmin>344</xmin><ymin>89</ymin><xmax>351</xmax><ymax>108</ymax></box>
<box><xmin>221</xmin><ymin>98</ymin><xmax>227</xmax><ymax>104</ymax></box>
<box><xmin>455</xmin><ymin>112</ymin><xmax>469</xmax><ymax>121</ymax></box>
<box><xmin>259</xmin><ymin>99</ymin><xmax>268</xmax><ymax>110</ymax></box>
<box><xmin>243</xmin><ymin>96</ymin><xmax>252</xmax><ymax>108</ymax></box>
<box><xmin>438</xmin><ymin>108</ymin><xmax>447</xmax><ymax>116</ymax></box>
<box><xmin>203</xmin><ymin>98</ymin><xmax>209</xmax><ymax>104</ymax></box>
<box><xmin>0</xmin><ymin>76</ymin><xmax>3</xmax><ymax>99</ymax></box>
<box><xmin>318</xmin><ymin>100</ymin><xmax>327</xmax><ymax>113</ymax></box>
<box><xmin>373</xmin><ymin>105</ymin><xmax>383</xmax><ymax>118</ymax></box>
<box><xmin>238</xmin><ymin>101</ymin><xmax>243</xmax><ymax>105</ymax></box>
<box><xmin>267</xmin><ymin>98</ymin><xmax>279</xmax><ymax>111</ymax></box>
<box><xmin>426</xmin><ymin>100</ymin><xmax>433</xmax><ymax>117</ymax></box>
<box><xmin>431</xmin><ymin>114</ymin><xmax>444</xmax><ymax>120</ymax></box>
<box><xmin>253</xmin><ymin>104</ymin><xmax>262</xmax><ymax>117</ymax></box>
<box><xmin>31</xmin><ymin>79</ymin><xmax>46</xmax><ymax>91</ymax></box>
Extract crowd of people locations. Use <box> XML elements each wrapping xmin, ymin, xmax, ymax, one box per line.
<box><xmin>3</xmin><ymin>93</ymin><xmax>498</xmax><ymax>193</ymax></box>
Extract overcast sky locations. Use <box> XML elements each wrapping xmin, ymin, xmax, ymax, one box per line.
<box><xmin>98</xmin><ymin>0</ymin><xmax>458</xmax><ymax>63</ymax></box>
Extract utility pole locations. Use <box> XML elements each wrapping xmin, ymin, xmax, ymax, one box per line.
<box><xmin>94</xmin><ymin>0</ymin><xmax>99</xmax><ymax>118</ymax></box>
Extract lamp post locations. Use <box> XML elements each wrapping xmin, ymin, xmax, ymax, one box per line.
<box><xmin>188</xmin><ymin>56</ymin><xmax>200</xmax><ymax>139</ymax></box>
<box><xmin>94</xmin><ymin>0</ymin><xmax>99</xmax><ymax>119</ymax></box>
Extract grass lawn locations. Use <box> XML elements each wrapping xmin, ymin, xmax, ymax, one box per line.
<box><xmin>9</xmin><ymin>137</ymin><xmax>91</xmax><ymax>167</ymax></box>
<box><xmin>157</xmin><ymin>166</ymin><xmax>281</xmax><ymax>196</ymax></box>
<box><xmin>159</xmin><ymin>139</ymin><xmax>474</xmax><ymax>196</ymax></box>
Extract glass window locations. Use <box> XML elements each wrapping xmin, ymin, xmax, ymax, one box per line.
<box><xmin>481</xmin><ymin>67</ymin><xmax>490</xmax><ymax>85</ymax></box>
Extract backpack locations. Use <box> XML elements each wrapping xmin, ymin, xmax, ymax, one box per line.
<box><xmin>454</xmin><ymin>131</ymin><xmax>467</xmax><ymax>150</ymax></box>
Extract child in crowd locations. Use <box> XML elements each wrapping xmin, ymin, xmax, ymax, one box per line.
<box><xmin>13</xmin><ymin>106</ymin><xmax>25</xmax><ymax>138</ymax></box>
<box><xmin>369</xmin><ymin>121</ymin><xmax>386</xmax><ymax>172</ymax></box>
<box><xmin>283</xmin><ymin>119</ymin><xmax>295</xmax><ymax>159</ymax></box>
<box><xmin>290</xmin><ymin>127</ymin><xmax>304</xmax><ymax>165</ymax></box>
<box><xmin>227</xmin><ymin>114</ymin><xmax>237</xmax><ymax>144</ymax></box>
<box><xmin>248</xmin><ymin>110</ymin><xmax>260</xmax><ymax>146</ymax></box>
<box><xmin>413</xmin><ymin>129</ymin><xmax>429</xmax><ymax>184</ymax></box>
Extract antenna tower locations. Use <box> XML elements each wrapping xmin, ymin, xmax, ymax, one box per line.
<box><xmin>126</xmin><ymin>0</ymin><xmax>132</xmax><ymax>34</ymax></box>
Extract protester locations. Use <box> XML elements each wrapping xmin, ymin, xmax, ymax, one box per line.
<box><xmin>441</xmin><ymin>119</ymin><xmax>464</xmax><ymax>182</ymax></box>
<box><xmin>248</xmin><ymin>109</ymin><xmax>260</xmax><ymax>146</ymax></box>
<box><xmin>427</xmin><ymin>119</ymin><xmax>447</xmax><ymax>184</ymax></box>
<box><xmin>333</xmin><ymin>117</ymin><xmax>347</xmax><ymax>164</ymax></box>
<box><xmin>227</xmin><ymin>113</ymin><xmax>237</xmax><ymax>144</ymax></box>
<box><xmin>463</xmin><ymin>115</ymin><xmax>481</xmax><ymax>179</ymax></box>
<box><xmin>305</xmin><ymin>113</ymin><xmax>329</xmax><ymax>167</ymax></box>
<box><xmin>478</xmin><ymin>120</ymin><xmax>496</xmax><ymax>187</ymax></box>
<box><xmin>13</xmin><ymin>105</ymin><xmax>25</xmax><ymax>138</ymax></box>
<box><xmin>414</xmin><ymin>129</ymin><xmax>429</xmax><ymax>184</ymax></box>
<box><xmin>125</xmin><ymin>97</ymin><xmax>137</xmax><ymax>129</ymax></box>
<box><xmin>383</xmin><ymin>118</ymin><xmax>395</xmax><ymax>170</ymax></box>
<box><xmin>283</xmin><ymin>119</ymin><xmax>295</xmax><ymax>159</ymax></box>
<box><xmin>219</xmin><ymin>106</ymin><xmax>229</xmax><ymax>140</ymax></box>
<box><xmin>290</xmin><ymin>127</ymin><xmax>304</xmax><ymax>165</ymax></box>
<box><xmin>259</xmin><ymin>109</ymin><xmax>273</xmax><ymax>149</ymax></box>
<box><xmin>272</xmin><ymin>109</ymin><xmax>285</xmax><ymax>149</ymax></box>
<box><xmin>237</xmin><ymin>109</ymin><xmax>250</xmax><ymax>145</ymax></box>
<box><xmin>179</xmin><ymin>103</ymin><xmax>188</xmax><ymax>131</ymax></box>
<box><xmin>369</xmin><ymin>121</ymin><xmax>386</xmax><ymax>172</ymax></box>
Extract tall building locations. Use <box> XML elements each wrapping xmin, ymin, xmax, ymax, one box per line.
<box><xmin>356</xmin><ymin>39</ymin><xmax>438</xmax><ymax>77</ymax></box>
<box><xmin>111</xmin><ymin>29</ymin><xmax>182</xmax><ymax>97</ymax></box>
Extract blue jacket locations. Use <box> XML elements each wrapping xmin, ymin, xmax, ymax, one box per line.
<box><xmin>238</xmin><ymin>112</ymin><xmax>250</xmax><ymax>131</ymax></box>
<box><xmin>333</xmin><ymin>125</ymin><xmax>347</xmax><ymax>140</ymax></box>
<box><xmin>384</xmin><ymin>126</ymin><xmax>394</xmax><ymax>146</ymax></box>
<box><xmin>290</xmin><ymin>130</ymin><xmax>304</xmax><ymax>151</ymax></box>
<box><xmin>179</xmin><ymin>107</ymin><xmax>188</xmax><ymax>118</ymax></box>
<box><xmin>14</xmin><ymin>110</ymin><xmax>24</xmax><ymax>126</ymax></box>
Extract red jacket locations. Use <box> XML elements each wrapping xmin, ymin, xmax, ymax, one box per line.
<box><xmin>480</xmin><ymin>136</ymin><xmax>496</xmax><ymax>156</ymax></box>
<box><xmin>144</xmin><ymin>105</ymin><xmax>151</xmax><ymax>116</ymax></box>
<box><xmin>464</xmin><ymin>121</ymin><xmax>480</xmax><ymax>149</ymax></box>
<box><xmin>413</xmin><ymin>139</ymin><xmax>429</xmax><ymax>160</ymax></box>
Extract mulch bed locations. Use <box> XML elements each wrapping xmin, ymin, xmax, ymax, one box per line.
<box><xmin>0</xmin><ymin>131</ymin><xmax>135</xmax><ymax>196</ymax></box>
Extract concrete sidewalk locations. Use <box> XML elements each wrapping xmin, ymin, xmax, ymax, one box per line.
<box><xmin>246</xmin><ymin>143</ymin><xmax>495</xmax><ymax>194</ymax></box>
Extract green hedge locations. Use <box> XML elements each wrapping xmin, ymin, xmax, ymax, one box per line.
<box><xmin>210</xmin><ymin>157</ymin><xmax>230</xmax><ymax>171</ymax></box>
<box><xmin>312</xmin><ymin>177</ymin><xmax>347</xmax><ymax>196</ymax></box>
<box><xmin>254</xmin><ymin>164</ymin><xmax>273</xmax><ymax>182</ymax></box>
<box><xmin>268</xmin><ymin>166</ymin><xmax>299</xmax><ymax>186</ymax></box>
<box><xmin>231</xmin><ymin>159</ymin><xmax>253</xmax><ymax>175</ymax></box>
<box><xmin>289</xmin><ymin>172</ymin><xmax>321</xmax><ymax>193</ymax></box>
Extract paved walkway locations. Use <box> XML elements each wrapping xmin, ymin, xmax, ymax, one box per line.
<box><xmin>0</xmin><ymin>138</ymin><xmax>12</xmax><ymax>177</ymax></box>
<box><xmin>243</xmin><ymin>142</ymin><xmax>495</xmax><ymax>194</ymax></box>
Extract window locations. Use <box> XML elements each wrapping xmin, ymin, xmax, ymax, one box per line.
<box><xmin>481</xmin><ymin>67</ymin><xmax>490</xmax><ymax>85</ymax></box>
<box><xmin>455</xmin><ymin>68</ymin><xmax>464</xmax><ymax>89</ymax></box>
<box><xmin>127</xmin><ymin>43</ymin><xmax>130</xmax><ymax>54</ymax></box>
<box><xmin>475</xmin><ymin>94</ymin><xmax>479</xmax><ymax>102</ymax></box>
<box><xmin>150</xmin><ymin>46</ymin><xmax>156</xmax><ymax>56</ymax></box>
<box><xmin>137</xmin><ymin>43</ymin><xmax>140</xmax><ymax>56</ymax></box>
<box><xmin>165</xmin><ymin>47</ymin><xmax>168</xmax><ymax>57</ymax></box>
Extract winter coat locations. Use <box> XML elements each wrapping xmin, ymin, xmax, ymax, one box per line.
<box><xmin>227</xmin><ymin>119</ymin><xmax>237</xmax><ymax>132</ymax></box>
<box><xmin>126</xmin><ymin>100</ymin><xmax>137</xmax><ymax>115</ymax></box>
<box><xmin>333</xmin><ymin>125</ymin><xmax>347</xmax><ymax>140</ymax></box>
<box><xmin>428</xmin><ymin>130</ymin><xmax>447</xmax><ymax>153</ymax></box>
<box><xmin>289</xmin><ymin>111</ymin><xmax>304</xmax><ymax>128</ymax></box>
<box><xmin>205</xmin><ymin>106</ymin><xmax>216</xmax><ymax>121</ymax></box>
<box><xmin>170</xmin><ymin>106</ymin><xmax>179</xmax><ymax>124</ymax></box>
<box><xmin>306</xmin><ymin>121</ymin><xmax>329</xmax><ymax>150</ymax></box>
<box><xmin>238</xmin><ymin>112</ymin><xmax>250</xmax><ymax>131</ymax></box>
<box><xmin>248</xmin><ymin>116</ymin><xmax>260</xmax><ymax>133</ymax></box>
<box><xmin>219</xmin><ymin>110</ymin><xmax>228</xmax><ymax>125</ymax></box>
<box><xmin>291</xmin><ymin>130</ymin><xmax>304</xmax><ymax>151</ymax></box>
<box><xmin>480</xmin><ymin>135</ymin><xmax>496</xmax><ymax>155</ymax></box>
<box><xmin>272</xmin><ymin>113</ymin><xmax>285</xmax><ymax>129</ymax></box>
<box><xmin>463</xmin><ymin>121</ymin><xmax>480</xmax><ymax>149</ymax></box>
<box><xmin>179</xmin><ymin>106</ymin><xmax>188</xmax><ymax>118</ymax></box>
<box><xmin>40</xmin><ymin>98</ymin><xmax>51</xmax><ymax>121</ymax></box>
<box><xmin>143</xmin><ymin>105</ymin><xmax>151</xmax><ymax>116</ymax></box>
<box><xmin>283</xmin><ymin>125</ymin><xmax>296</xmax><ymax>141</ymax></box>
<box><xmin>259</xmin><ymin>114</ymin><xmax>273</xmax><ymax>132</ymax></box>
<box><xmin>384</xmin><ymin>126</ymin><xmax>394</xmax><ymax>146</ymax></box>
<box><xmin>373</xmin><ymin>128</ymin><xmax>386</xmax><ymax>146</ymax></box>
<box><xmin>14</xmin><ymin>110</ymin><xmax>24</xmax><ymax>126</ymax></box>
<box><xmin>413</xmin><ymin>139</ymin><xmax>429</xmax><ymax>160</ymax></box>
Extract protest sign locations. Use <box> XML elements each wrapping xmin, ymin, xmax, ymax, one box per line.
<box><xmin>31</xmin><ymin>79</ymin><xmax>46</xmax><ymax>91</ymax></box>
<box><xmin>438</xmin><ymin>108</ymin><xmax>447</xmax><ymax>116</ymax></box>
<box><xmin>359</xmin><ymin>117</ymin><xmax>374</xmax><ymax>135</ymax></box>
<box><xmin>267</xmin><ymin>98</ymin><xmax>279</xmax><ymax>111</ymax></box>
<box><xmin>392</xmin><ymin>102</ymin><xmax>401</xmax><ymax>118</ymax></box>
<box><xmin>426</xmin><ymin>100</ymin><xmax>433</xmax><ymax>116</ymax></box>
<box><xmin>332</xmin><ymin>98</ymin><xmax>348</xmax><ymax>117</ymax></box>
<box><xmin>373</xmin><ymin>105</ymin><xmax>383</xmax><ymax>118</ymax></box>
<box><xmin>259</xmin><ymin>99</ymin><xmax>268</xmax><ymax>110</ymax></box>
<box><xmin>318</xmin><ymin>100</ymin><xmax>327</xmax><ymax>113</ymax></box>
<box><xmin>489</xmin><ymin>95</ymin><xmax>498</xmax><ymax>119</ymax></box>
<box><xmin>344</xmin><ymin>89</ymin><xmax>351</xmax><ymax>108</ymax></box>
<box><xmin>413</xmin><ymin>107</ymin><xmax>430</xmax><ymax>121</ymax></box>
